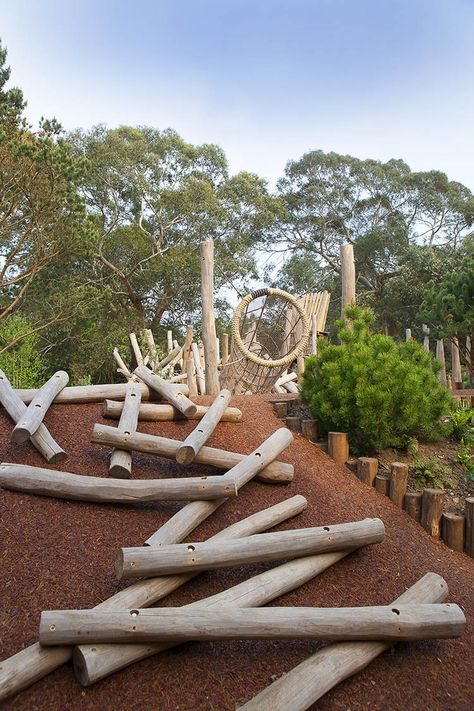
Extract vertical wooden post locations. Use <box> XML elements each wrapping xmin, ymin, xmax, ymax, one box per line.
<box><xmin>328</xmin><ymin>432</ymin><xmax>349</xmax><ymax>464</ymax></box>
<box><xmin>451</xmin><ymin>337</ymin><xmax>462</xmax><ymax>388</ymax></box>
<box><xmin>422</xmin><ymin>324</ymin><xmax>430</xmax><ymax>351</ymax></box>
<box><xmin>465</xmin><ymin>497</ymin><xmax>474</xmax><ymax>558</ymax></box>
<box><xmin>166</xmin><ymin>330</ymin><xmax>173</xmax><ymax>353</ymax></box>
<box><xmin>340</xmin><ymin>244</ymin><xmax>356</xmax><ymax>317</ymax></box>
<box><xmin>375</xmin><ymin>474</ymin><xmax>390</xmax><ymax>496</ymax></box>
<box><xmin>421</xmin><ymin>489</ymin><xmax>445</xmax><ymax>539</ymax></box>
<box><xmin>404</xmin><ymin>491</ymin><xmax>422</xmax><ymax>522</ymax></box>
<box><xmin>181</xmin><ymin>325</ymin><xmax>193</xmax><ymax>374</ymax></box>
<box><xmin>441</xmin><ymin>513</ymin><xmax>465</xmax><ymax>552</ymax></box>
<box><xmin>356</xmin><ymin>457</ymin><xmax>378</xmax><ymax>486</ymax></box>
<box><xmin>301</xmin><ymin>419</ymin><xmax>318</xmax><ymax>442</ymax></box>
<box><xmin>436</xmin><ymin>339</ymin><xmax>447</xmax><ymax>386</ymax></box>
<box><xmin>389</xmin><ymin>462</ymin><xmax>408</xmax><ymax>508</ymax></box>
<box><xmin>311</xmin><ymin>314</ymin><xmax>318</xmax><ymax>355</ymax></box>
<box><xmin>186</xmin><ymin>357</ymin><xmax>198</xmax><ymax>398</ymax></box>
<box><xmin>405</xmin><ymin>328</ymin><xmax>412</xmax><ymax>341</ymax></box>
<box><xmin>200</xmin><ymin>240</ymin><xmax>219</xmax><ymax>395</ymax></box>
<box><xmin>129</xmin><ymin>333</ymin><xmax>143</xmax><ymax>368</ymax></box>
<box><xmin>222</xmin><ymin>333</ymin><xmax>229</xmax><ymax>367</ymax></box>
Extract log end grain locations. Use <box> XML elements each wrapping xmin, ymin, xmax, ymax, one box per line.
<box><xmin>175</xmin><ymin>445</ymin><xmax>195</xmax><ymax>465</ymax></box>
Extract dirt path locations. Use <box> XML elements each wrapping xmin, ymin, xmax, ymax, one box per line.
<box><xmin>0</xmin><ymin>396</ymin><xmax>473</xmax><ymax>710</ymax></box>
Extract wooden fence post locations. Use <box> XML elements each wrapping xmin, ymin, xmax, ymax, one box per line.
<box><xmin>421</xmin><ymin>489</ymin><xmax>445</xmax><ymax>539</ymax></box>
<box><xmin>441</xmin><ymin>512</ymin><xmax>465</xmax><ymax>552</ymax></box>
<box><xmin>404</xmin><ymin>491</ymin><xmax>422</xmax><ymax>522</ymax></box>
<box><xmin>200</xmin><ymin>240</ymin><xmax>219</xmax><ymax>395</ymax></box>
<box><xmin>356</xmin><ymin>457</ymin><xmax>378</xmax><ymax>486</ymax></box>
<box><xmin>436</xmin><ymin>339</ymin><xmax>447</xmax><ymax>386</ymax></box>
<box><xmin>328</xmin><ymin>432</ymin><xmax>349</xmax><ymax>464</ymax></box>
<box><xmin>451</xmin><ymin>337</ymin><xmax>462</xmax><ymax>388</ymax></box>
<box><xmin>422</xmin><ymin>324</ymin><xmax>430</xmax><ymax>351</ymax></box>
<box><xmin>389</xmin><ymin>462</ymin><xmax>408</xmax><ymax>507</ymax></box>
<box><xmin>340</xmin><ymin>244</ymin><xmax>356</xmax><ymax>317</ymax></box>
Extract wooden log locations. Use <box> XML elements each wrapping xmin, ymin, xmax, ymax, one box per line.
<box><xmin>117</xmin><ymin>518</ymin><xmax>385</xmax><ymax>579</ymax></box>
<box><xmin>328</xmin><ymin>432</ymin><xmax>349</xmax><ymax>464</ymax></box>
<box><xmin>91</xmin><ymin>423</ymin><xmax>294</xmax><ymax>484</ymax></box>
<box><xmin>311</xmin><ymin>314</ymin><xmax>318</xmax><ymax>355</ymax></box>
<box><xmin>14</xmin><ymin>381</ymin><xmax>189</xmax><ymax>404</ymax></box>
<box><xmin>113</xmin><ymin>348</ymin><xmax>133</xmax><ymax>380</ymax></box>
<box><xmin>200</xmin><ymin>240</ymin><xmax>219</xmax><ymax>395</ymax></box>
<box><xmin>102</xmin><ymin>399</ymin><xmax>242</xmax><ymax>423</ymax></box>
<box><xmin>108</xmin><ymin>381</ymin><xmax>142</xmax><ymax>478</ymax></box>
<box><xmin>181</xmin><ymin>325</ymin><xmax>193</xmax><ymax>373</ymax></box>
<box><xmin>0</xmin><ymin>463</ymin><xmax>236</xmax><ymax>503</ymax></box>
<box><xmin>464</xmin><ymin>496</ymin><xmax>474</xmax><ymax>557</ymax></box>
<box><xmin>340</xmin><ymin>243</ymin><xmax>356</xmax><ymax>316</ymax></box>
<box><xmin>451</xmin><ymin>337</ymin><xmax>463</xmax><ymax>388</ymax></box>
<box><xmin>0</xmin><ymin>369</ymin><xmax>66</xmax><ymax>463</ymax></box>
<box><xmin>0</xmin><ymin>493</ymin><xmax>305</xmax><ymax>702</ymax></box>
<box><xmin>40</xmin><ymin>603</ymin><xmax>465</xmax><ymax>647</ymax></box>
<box><xmin>405</xmin><ymin>328</ymin><xmax>412</xmax><ymax>341</ymax></box>
<box><xmin>191</xmin><ymin>342</ymin><xmax>206</xmax><ymax>395</ymax></box>
<box><xmin>389</xmin><ymin>462</ymin><xmax>408</xmax><ymax>507</ymax></box>
<box><xmin>12</xmin><ymin>370</ymin><xmax>69</xmax><ymax>444</ymax></box>
<box><xmin>155</xmin><ymin>345</ymin><xmax>181</xmax><ymax>371</ymax></box>
<box><xmin>285</xmin><ymin>416</ymin><xmax>301</xmax><ymax>433</ymax></box>
<box><xmin>422</xmin><ymin>323</ymin><xmax>430</xmax><ymax>351</ymax></box>
<box><xmin>186</xmin><ymin>356</ymin><xmax>198</xmax><ymax>397</ymax></box>
<box><xmin>301</xmin><ymin>419</ymin><xmax>318</xmax><ymax>442</ymax></box>
<box><xmin>129</xmin><ymin>332</ymin><xmax>143</xmax><ymax>367</ymax></box>
<box><xmin>134</xmin><ymin>365</ymin><xmax>197</xmax><ymax>418</ymax></box>
<box><xmin>273</xmin><ymin>401</ymin><xmax>288</xmax><ymax>419</ymax></box>
<box><xmin>75</xmin><ymin>544</ymin><xmax>347</xmax><ymax>686</ymax></box>
<box><xmin>143</xmin><ymin>329</ymin><xmax>157</xmax><ymax>368</ymax></box>
<box><xmin>421</xmin><ymin>488</ymin><xmax>445</xmax><ymax>538</ymax></box>
<box><xmin>356</xmin><ymin>457</ymin><xmax>378</xmax><ymax>486</ymax></box>
<box><xmin>375</xmin><ymin>474</ymin><xmax>390</xmax><ymax>496</ymax></box>
<box><xmin>436</xmin><ymin>339</ymin><xmax>447</xmax><ymax>386</ymax></box>
<box><xmin>283</xmin><ymin>381</ymin><xmax>299</xmax><ymax>393</ymax></box>
<box><xmin>275</xmin><ymin>372</ymin><xmax>297</xmax><ymax>387</ymax></box>
<box><xmin>404</xmin><ymin>491</ymin><xmax>422</xmax><ymax>522</ymax></box>
<box><xmin>166</xmin><ymin>330</ymin><xmax>173</xmax><ymax>353</ymax></box>
<box><xmin>236</xmin><ymin>572</ymin><xmax>450</xmax><ymax>711</ymax></box>
<box><xmin>222</xmin><ymin>332</ymin><xmax>229</xmax><ymax>367</ymax></box>
<box><xmin>441</xmin><ymin>512</ymin><xmax>465</xmax><ymax>552</ymax></box>
<box><xmin>176</xmin><ymin>390</ymin><xmax>232</xmax><ymax>465</ymax></box>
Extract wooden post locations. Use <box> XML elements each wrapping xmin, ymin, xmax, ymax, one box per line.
<box><xmin>375</xmin><ymin>474</ymin><xmax>390</xmax><ymax>496</ymax></box>
<box><xmin>191</xmin><ymin>342</ymin><xmax>206</xmax><ymax>395</ymax></box>
<box><xmin>40</xmin><ymin>603</ymin><xmax>464</xmax><ymax>647</ymax></box>
<box><xmin>421</xmin><ymin>488</ymin><xmax>445</xmax><ymax>538</ymax></box>
<box><xmin>91</xmin><ymin>423</ymin><xmax>294</xmax><ymax>484</ymax></box>
<box><xmin>422</xmin><ymin>324</ymin><xmax>430</xmax><ymax>351</ymax></box>
<box><xmin>176</xmin><ymin>390</ymin><xmax>232</xmax><ymax>464</ymax></box>
<box><xmin>222</xmin><ymin>333</ymin><xmax>229</xmax><ymax>367</ymax></box>
<box><xmin>0</xmin><ymin>369</ymin><xmax>66</xmax><ymax>463</ymax></box>
<box><xmin>235</xmin><ymin>573</ymin><xmax>450</xmax><ymax>711</ymax></box>
<box><xmin>108</xmin><ymin>381</ymin><xmax>142</xmax><ymax>478</ymax></box>
<box><xmin>405</xmin><ymin>328</ymin><xmax>412</xmax><ymax>341</ymax></box>
<box><xmin>200</xmin><ymin>240</ymin><xmax>219</xmax><ymax>395</ymax></box>
<box><xmin>181</xmin><ymin>325</ymin><xmax>193</xmax><ymax>373</ymax></box>
<box><xmin>436</xmin><ymin>339</ymin><xmax>447</xmax><ymax>386</ymax></box>
<box><xmin>129</xmin><ymin>333</ymin><xmax>143</xmax><ymax>368</ymax></box>
<box><xmin>404</xmin><ymin>491</ymin><xmax>422</xmax><ymax>522</ymax></box>
<box><xmin>311</xmin><ymin>314</ymin><xmax>318</xmax><ymax>355</ymax></box>
<box><xmin>155</xmin><ymin>345</ymin><xmax>181</xmax><ymax>371</ymax></box>
<box><xmin>166</xmin><ymin>330</ymin><xmax>173</xmax><ymax>353</ymax></box>
<box><xmin>11</xmin><ymin>371</ymin><xmax>69</xmax><ymax>443</ymax></box>
<box><xmin>113</xmin><ymin>348</ymin><xmax>133</xmax><ymax>380</ymax></box>
<box><xmin>102</xmin><ymin>399</ymin><xmax>242</xmax><ymax>422</ymax></box>
<box><xmin>143</xmin><ymin>329</ymin><xmax>157</xmax><ymax>368</ymax></box>
<box><xmin>451</xmin><ymin>337</ymin><xmax>462</xmax><ymax>388</ymax></box>
<box><xmin>273</xmin><ymin>401</ymin><xmax>288</xmax><ymax>419</ymax></box>
<box><xmin>328</xmin><ymin>432</ymin><xmax>349</xmax><ymax>464</ymax></box>
<box><xmin>465</xmin><ymin>497</ymin><xmax>474</xmax><ymax>557</ymax></box>
<box><xmin>441</xmin><ymin>512</ymin><xmax>465</xmax><ymax>552</ymax></box>
<box><xmin>186</xmin><ymin>357</ymin><xmax>198</xmax><ymax>398</ymax></box>
<box><xmin>389</xmin><ymin>462</ymin><xmax>408</xmax><ymax>507</ymax></box>
<box><xmin>340</xmin><ymin>243</ymin><xmax>356</xmax><ymax>317</ymax></box>
<box><xmin>134</xmin><ymin>365</ymin><xmax>197</xmax><ymax>418</ymax></box>
<box><xmin>301</xmin><ymin>419</ymin><xmax>318</xmax><ymax>442</ymax></box>
<box><xmin>356</xmin><ymin>457</ymin><xmax>378</xmax><ymax>486</ymax></box>
<box><xmin>285</xmin><ymin>416</ymin><xmax>302</xmax><ymax>433</ymax></box>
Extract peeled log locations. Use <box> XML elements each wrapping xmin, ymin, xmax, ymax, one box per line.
<box><xmin>176</xmin><ymin>389</ymin><xmax>232</xmax><ymax>464</ymax></box>
<box><xmin>237</xmin><ymin>573</ymin><xmax>451</xmax><ymax>711</ymax></box>
<box><xmin>91</xmin><ymin>423</ymin><xmax>294</xmax><ymax>484</ymax></box>
<box><xmin>40</xmin><ymin>603</ymin><xmax>465</xmax><ymax>646</ymax></box>
<box><xmin>13</xmin><ymin>381</ymin><xmax>189</xmax><ymax>404</ymax></box>
<box><xmin>109</xmin><ymin>381</ymin><xmax>142</xmax><ymax>478</ymax></box>
<box><xmin>11</xmin><ymin>371</ymin><xmax>69</xmax><ymax>443</ymax></box>
<box><xmin>117</xmin><ymin>518</ymin><xmax>385</xmax><ymax>579</ymax></box>
<box><xmin>134</xmin><ymin>365</ymin><xmax>197</xmax><ymax>418</ymax></box>
<box><xmin>421</xmin><ymin>488</ymin><xmax>445</xmax><ymax>538</ymax></box>
<box><xmin>0</xmin><ymin>370</ymin><xmax>66</xmax><ymax>463</ymax></box>
<box><xmin>102</xmin><ymin>399</ymin><xmax>242</xmax><ymax>423</ymax></box>
<box><xmin>0</xmin><ymin>463</ymin><xmax>236</xmax><ymax>503</ymax></box>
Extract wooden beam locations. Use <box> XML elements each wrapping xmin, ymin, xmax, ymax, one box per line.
<box><xmin>108</xmin><ymin>381</ymin><xmax>142</xmax><ymax>478</ymax></box>
<box><xmin>340</xmin><ymin>243</ymin><xmax>356</xmax><ymax>316</ymax></box>
<box><xmin>134</xmin><ymin>365</ymin><xmax>197</xmax><ymax>418</ymax></box>
<box><xmin>101</xmin><ymin>399</ymin><xmax>242</xmax><ymax>423</ymax></box>
<box><xmin>13</xmin><ymin>381</ymin><xmax>189</xmax><ymax>404</ymax></box>
<box><xmin>176</xmin><ymin>389</ymin><xmax>232</xmax><ymax>464</ymax></box>
<box><xmin>200</xmin><ymin>240</ymin><xmax>219</xmax><ymax>395</ymax></box>
<box><xmin>11</xmin><ymin>370</ymin><xmax>69</xmax><ymax>443</ymax></box>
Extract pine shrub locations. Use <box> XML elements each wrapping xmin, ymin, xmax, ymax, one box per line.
<box><xmin>302</xmin><ymin>305</ymin><xmax>452</xmax><ymax>453</ymax></box>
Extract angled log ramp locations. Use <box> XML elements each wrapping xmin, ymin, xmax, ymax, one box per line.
<box><xmin>134</xmin><ymin>364</ymin><xmax>197</xmax><ymax>417</ymax></box>
<box><xmin>40</xmin><ymin>603</ymin><xmax>465</xmax><ymax>646</ymax></box>
<box><xmin>0</xmin><ymin>370</ymin><xmax>66</xmax><ymax>463</ymax></box>
<box><xmin>11</xmin><ymin>371</ymin><xmax>69</xmax><ymax>443</ymax></box>
<box><xmin>176</xmin><ymin>389</ymin><xmax>232</xmax><ymax>464</ymax></box>
<box><xmin>102</xmin><ymin>399</ymin><xmax>242</xmax><ymax>422</ymax></box>
<box><xmin>108</xmin><ymin>381</ymin><xmax>142</xmax><ymax>478</ymax></box>
<box><xmin>0</xmin><ymin>496</ymin><xmax>304</xmax><ymax>701</ymax></box>
<box><xmin>238</xmin><ymin>572</ymin><xmax>452</xmax><ymax>711</ymax></box>
<box><xmin>117</xmin><ymin>518</ymin><xmax>385</xmax><ymax>578</ymax></box>
<box><xmin>13</xmin><ymin>381</ymin><xmax>189</xmax><ymax>405</ymax></box>
<box><xmin>91</xmin><ymin>424</ymin><xmax>294</xmax><ymax>484</ymax></box>
<box><xmin>0</xmin><ymin>463</ymin><xmax>236</xmax><ymax>502</ymax></box>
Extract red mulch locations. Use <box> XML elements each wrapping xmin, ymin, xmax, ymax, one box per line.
<box><xmin>0</xmin><ymin>396</ymin><xmax>473</xmax><ymax>711</ymax></box>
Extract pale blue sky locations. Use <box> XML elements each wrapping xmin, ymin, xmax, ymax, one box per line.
<box><xmin>1</xmin><ymin>0</ymin><xmax>473</xmax><ymax>189</ymax></box>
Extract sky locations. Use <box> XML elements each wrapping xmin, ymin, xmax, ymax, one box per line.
<box><xmin>1</xmin><ymin>0</ymin><xmax>474</xmax><ymax>190</ymax></box>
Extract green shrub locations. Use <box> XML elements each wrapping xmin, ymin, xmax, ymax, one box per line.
<box><xmin>446</xmin><ymin>406</ymin><xmax>474</xmax><ymax>444</ymax></box>
<box><xmin>302</xmin><ymin>305</ymin><xmax>452</xmax><ymax>453</ymax></box>
<box><xmin>0</xmin><ymin>315</ymin><xmax>45</xmax><ymax>387</ymax></box>
<box><xmin>454</xmin><ymin>442</ymin><xmax>474</xmax><ymax>482</ymax></box>
<box><xmin>411</xmin><ymin>457</ymin><xmax>454</xmax><ymax>490</ymax></box>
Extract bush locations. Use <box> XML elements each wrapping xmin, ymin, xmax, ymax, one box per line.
<box><xmin>302</xmin><ymin>305</ymin><xmax>452</xmax><ymax>453</ymax></box>
<box><xmin>411</xmin><ymin>457</ymin><xmax>454</xmax><ymax>490</ymax></box>
<box><xmin>0</xmin><ymin>315</ymin><xmax>45</xmax><ymax>387</ymax></box>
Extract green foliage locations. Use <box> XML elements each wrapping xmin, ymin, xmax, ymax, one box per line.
<box><xmin>301</xmin><ymin>305</ymin><xmax>452</xmax><ymax>453</ymax></box>
<box><xmin>0</xmin><ymin>315</ymin><xmax>45</xmax><ymax>387</ymax></box>
<box><xmin>411</xmin><ymin>456</ymin><xmax>454</xmax><ymax>490</ymax></box>
<box><xmin>446</xmin><ymin>406</ymin><xmax>474</xmax><ymax>444</ymax></box>
<box><xmin>454</xmin><ymin>442</ymin><xmax>474</xmax><ymax>482</ymax></box>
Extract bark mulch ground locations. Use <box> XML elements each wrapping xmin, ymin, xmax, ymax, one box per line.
<box><xmin>0</xmin><ymin>396</ymin><xmax>473</xmax><ymax>711</ymax></box>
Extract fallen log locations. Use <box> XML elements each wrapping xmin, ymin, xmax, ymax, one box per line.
<box><xmin>13</xmin><ymin>381</ymin><xmax>189</xmax><ymax>404</ymax></box>
<box><xmin>134</xmin><ymin>365</ymin><xmax>197</xmax><ymax>418</ymax></box>
<box><xmin>40</xmin><ymin>603</ymin><xmax>465</xmax><ymax>646</ymax></box>
<box><xmin>176</xmin><ymin>389</ymin><xmax>232</xmax><ymax>464</ymax></box>
<box><xmin>0</xmin><ymin>370</ymin><xmax>66</xmax><ymax>463</ymax></box>
<box><xmin>91</xmin><ymin>423</ymin><xmax>294</xmax><ymax>484</ymax></box>
<box><xmin>11</xmin><ymin>371</ymin><xmax>69</xmax><ymax>443</ymax></box>
<box><xmin>237</xmin><ymin>572</ymin><xmax>451</xmax><ymax>711</ymax></box>
<box><xmin>102</xmin><ymin>399</ymin><xmax>242</xmax><ymax>422</ymax></box>
<box><xmin>0</xmin><ymin>463</ymin><xmax>237</xmax><ymax>502</ymax></box>
<box><xmin>108</xmin><ymin>381</ymin><xmax>142</xmax><ymax>478</ymax></box>
<box><xmin>117</xmin><ymin>518</ymin><xmax>385</xmax><ymax>578</ymax></box>
<box><xmin>0</xmin><ymin>495</ymin><xmax>305</xmax><ymax>701</ymax></box>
